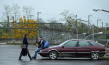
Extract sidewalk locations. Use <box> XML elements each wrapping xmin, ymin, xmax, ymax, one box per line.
<box><xmin>0</xmin><ymin>43</ymin><xmax>6</xmax><ymax>44</ymax></box>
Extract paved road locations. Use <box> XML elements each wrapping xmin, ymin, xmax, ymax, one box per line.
<box><xmin>0</xmin><ymin>45</ymin><xmax>109</xmax><ymax>65</ymax></box>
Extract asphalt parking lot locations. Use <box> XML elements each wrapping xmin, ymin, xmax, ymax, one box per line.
<box><xmin>0</xmin><ymin>45</ymin><xmax>109</xmax><ymax>65</ymax></box>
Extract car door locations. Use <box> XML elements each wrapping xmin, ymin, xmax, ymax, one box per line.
<box><xmin>60</xmin><ymin>40</ymin><xmax>78</xmax><ymax>57</ymax></box>
<box><xmin>76</xmin><ymin>41</ymin><xmax>92</xmax><ymax>57</ymax></box>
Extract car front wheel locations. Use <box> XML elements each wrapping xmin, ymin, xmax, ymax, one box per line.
<box><xmin>91</xmin><ymin>52</ymin><xmax>99</xmax><ymax>60</ymax></box>
<box><xmin>49</xmin><ymin>51</ymin><xmax>58</xmax><ymax>60</ymax></box>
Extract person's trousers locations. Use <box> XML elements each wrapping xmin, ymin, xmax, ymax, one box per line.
<box><xmin>33</xmin><ymin>48</ymin><xmax>42</xmax><ymax>57</ymax></box>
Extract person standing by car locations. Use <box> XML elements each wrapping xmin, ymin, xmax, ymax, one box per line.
<box><xmin>32</xmin><ymin>37</ymin><xmax>44</xmax><ymax>59</ymax></box>
<box><xmin>19</xmin><ymin>33</ymin><xmax>32</xmax><ymax>60</ymax></box>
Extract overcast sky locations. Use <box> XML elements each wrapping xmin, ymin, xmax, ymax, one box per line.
<box><xmin>0</xmin><ymin>0</ymin><xmax>109</xmax><ymax>27</ymax></box>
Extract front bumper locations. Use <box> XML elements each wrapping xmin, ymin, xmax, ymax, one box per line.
<box><xmin>99</xmin><ymin>51</ymin><xmax>106</xmax><ymax>54</ymax></box>
<box><xmin>99</xmin><ymin>51</ymin><xmax>106</xmax><ymax>57</ymax></box>
<box><xmin>38</xmin><ymin>52</ymin><xmax>48</xmax><ymax>57</ymax></box>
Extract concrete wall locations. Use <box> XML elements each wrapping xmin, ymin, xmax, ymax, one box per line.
<box><xmin>40</xmin><ymin>28</ymin><xmax>75</xmax><ymax>44</ymax></box>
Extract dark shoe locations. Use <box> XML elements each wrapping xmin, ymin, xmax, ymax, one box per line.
<box><xmin>28</xmin><ymin>53</ymin><xmax>32</xmax><ymax>60</ymax></box>
<box><xmin>30</xmin><ymin>58</ymin><xmax>32</xmax><ymax>60</ymax></box>
<box><xmin>19</xmin><ymin>53</ymin><xmax>22</xmax><ymax>60</ymax></box>
<box><xmin>19</xmin><ymin>58</ymin><xmax>22</xmax><ymax>60</ymax></box>
<box><xmin>32</xmin><ymin>57</ymin><xmax>36</xmax><ymax>59</ymax></box>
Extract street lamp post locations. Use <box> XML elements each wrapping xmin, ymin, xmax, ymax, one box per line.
<box><xmin>93</xmin><ymin>8</ymin><xmax>109</xmax><ymax>32</ymax></box>
<box><xmin>37</xmin><ymin>12</ymin><xmax>41</xmax><ymax>23</ymax></box>
<box><xmin>88</xmin><ymin>15</ymin><xmax>92</xmax><ymax>34</ymax></box>
<box><xmin>102</xmin><ymin>9</ymin><xmax>109</xmax><ymax>13</ymax></box>
<box><xmin>73</xmin><ymin>18</ymin><xmax>93</xmax><ymax>39</ymax></box>
<box><xmin>93</xmin><ymin>9</ymin><xmax>109</xmax><ymax>13</ymax></box>
<box><xmin>97</xmin><ymin>19</ymin><xmax>101</xmax><ymax>32</ymax></box>
<box><xmin>92</xmin><ymin>25</ymin><xmax>94</xmax><ymax>40</ymax></box>
<box><xmin>102</xmin><ymin>22</ymin><xmax>103</xmax><ymax>31</ymax></box>
<box><xmin>37</xmin><ymin>12</ymin><xmax>41</xmax><ymax>43</ymax></box>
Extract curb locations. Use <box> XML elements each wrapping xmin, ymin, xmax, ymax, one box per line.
<box><xmin>102</xmin><ymin>55</ymin><xmax>109</xmax><ymax>59</ymax></box>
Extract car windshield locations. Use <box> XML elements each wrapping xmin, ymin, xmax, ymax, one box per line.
<box><xmin>58</xmin><ymin>40</ymin><xmax>69</xmax><ymax>46</ymax></box>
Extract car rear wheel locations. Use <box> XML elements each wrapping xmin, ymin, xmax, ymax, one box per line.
<box><xmin>91</xmin><ymin>52</ymin><xmax>99</xmax><ymax>60</ymax></box>
<box><xmin>49</xmin><ymin>51</ymin><xmax>57</xmax><ymax>60</ymax></box>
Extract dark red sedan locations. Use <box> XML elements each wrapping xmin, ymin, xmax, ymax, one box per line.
<box><xmin>38</xmin><ymin>39</ymin><xmax>105</xmax><ymax>60</ymax></box>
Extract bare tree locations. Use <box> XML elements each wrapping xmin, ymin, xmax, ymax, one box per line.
<box><xmin>23</xmin><ymin>6</ymin><xmax>34</xmax><ymax>19</ymax></box>
<box><xmin>12</xmin><ymin>4</ymin><xmax>20</xmax><ymax>20</ymax></box>
<box><xmin>3</xmin><ymin>5</ymin><xmax>12</xmax><ymax>22</ymax></box>
<box><xmin>60</xmin><ymin>10</ymin><xmax>75</xmax><ymax>30</ymax></box>
<box><xmin>2</xmin><ymin>5</ymin><xmax>13</xmax><ymax>33</ymax></box>
<box><xmin>4</xmin><ymin>5</ymin><xmax>12</xmax><ymax>16</ymax></box>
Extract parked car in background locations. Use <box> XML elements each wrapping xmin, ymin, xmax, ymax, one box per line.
<box><xmin>38</xmin><ymin>39</ymin><xmax>105</xmax><ymax>60</ymax></box>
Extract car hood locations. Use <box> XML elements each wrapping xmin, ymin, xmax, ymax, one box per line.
<box><xmin>49</xmin><ymin>45</ymin><xmax>61</xmax><ymax>48</ymax></box>
<box><xmin>42</xmin><ymin>45</ymin><xmax>61</xmax><ymax>50</ymax></box>
<box><xmin>41</xmin><ymin>45</ymin><xmax>61</xmax><ymax>52</ymax></box>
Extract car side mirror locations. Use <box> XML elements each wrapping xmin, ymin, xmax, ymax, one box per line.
<box><xmin>62</xmin><ymin>46</ymin><xmax>64</xmax><ymax>48</ymax></box>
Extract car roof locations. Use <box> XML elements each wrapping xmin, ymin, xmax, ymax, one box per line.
<box><xmin>68</xmin><ymin>39</ymin><xmax>92</xmax><ymax>41</ymax></box>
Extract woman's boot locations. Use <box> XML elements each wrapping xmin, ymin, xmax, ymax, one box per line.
<box><xmin>19</xmin><ymin>53</ymin><xmax>22</xmax><ymax>60</ymax></box>
<box><xmin>28</xmin><ymin>53</ymin><xmax>32</xmax><ymax>60</ymax></box>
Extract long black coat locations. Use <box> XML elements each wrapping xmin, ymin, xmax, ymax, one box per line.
<box><xmin>21</xmin><ymin>37</ymin><xmax>29</xmax><ymax>56</ymax></box>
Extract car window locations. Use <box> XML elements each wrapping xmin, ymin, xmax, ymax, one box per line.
<box><xmin>64</xmin><ymin>41</ymin><xmax>78</xmax><ymax>47</ymax></box>
<box><xmin>89</xmin><ymin>41</ymin><xmax>101</xmax><ymax>45</ymax></box>
<box><xmin>86</xmin><ymin>41</ymin><xmax>92</xmax><ymax>46</ymax></box>
<box><xmin>78</xmin><ymin>41</ymin><xmax>87</xmax><ymax>47</ymax></box>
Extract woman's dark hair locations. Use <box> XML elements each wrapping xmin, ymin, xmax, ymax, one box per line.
<box><xmin>25</xmin><ymin>33</ymin><xmax>28</xmax><ymax>37</ymax></box>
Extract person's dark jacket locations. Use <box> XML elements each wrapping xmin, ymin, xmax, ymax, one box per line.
<box><xmin>21</xmin><ymin>37</ymin><xmax>29</xmax><ymax>56</ymax></box>
<box><xmin>38</xmin><ymin>39</ymin><xmax>44</xmax><ymax>48</ymax></box>
<box><xmin>23</xmin><ymin>37</ymin><xmax>29</xmax><ymax>47</ymax></box>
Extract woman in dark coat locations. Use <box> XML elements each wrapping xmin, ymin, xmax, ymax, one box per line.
<box><xmin>19</xmin><ymin>33</ymin><xmax>32</xmax><ymax>60</ymax></box>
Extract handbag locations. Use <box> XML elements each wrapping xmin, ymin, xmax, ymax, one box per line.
<box><xmin>21</xmin><ymin>43</ymin><xmax>26</xmax><ymax>49</ymax></box>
